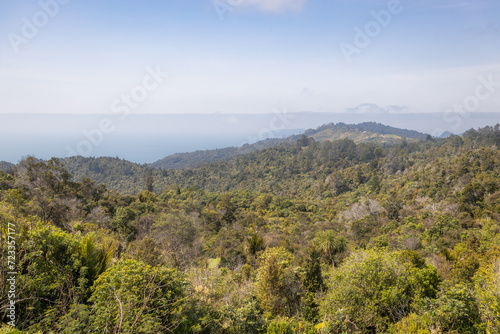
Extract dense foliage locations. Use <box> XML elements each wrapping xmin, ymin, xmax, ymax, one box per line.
<box><xmin>150</xmin><ymin>137</ymin><xmax>296</xmax><ymax>170</ymax></box>
<box><xmin>62</xmin><ymin>122</ymin><xmax>429</xmax><ymax>195</ymax></box>
<box><xmin>1</xmin><ymin>124</ymin><xmax>500</xmax><ymax>333</ymax></box>
<box><xmin>0</xmin><ymin>162</ymin><xmax>14</xmax><ymax>173</ymax></box>
<box><xmin>148</xmin><ymin>122</ymin><xmax>425</xmax><ymax>170</ymax></box>
<box><xmin>305</xmin><ymin>122</ymin><xmax>428</xmax><ymax>145</ymax></box>
<box><xmin>304</xmin><ymin>122</ymin><xmax>429</xmax><ymax>140</ymax></box>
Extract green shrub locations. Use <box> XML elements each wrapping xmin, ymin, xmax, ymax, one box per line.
<box><xmin>266</xmin><ymin>318</ymin><xmax>293</xmax><ymax>334</ymax></box>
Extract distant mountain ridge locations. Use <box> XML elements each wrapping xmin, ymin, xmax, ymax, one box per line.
<box><xmin>60</xmin><ymin>123</ymin><xmax>499</xmax><ymax>195</ymax></box>
<box><xmin>305</xmin><ymin>122</ymin><xmax>428</xmax><ymax>140</ymax></box>
<box><xmin>7</xmin><ymin>122</ymin><xmax>433</xmax><ymax>194</ymax></box>
<box><xmin>150</xmin><ymin>122</ymin><xmax>428</xmax><ymax>170</ymax></box>
<box><xmin>149</xmin><ymin>137</ymin><xmax>299</xmax><ymax>170</ymax></box>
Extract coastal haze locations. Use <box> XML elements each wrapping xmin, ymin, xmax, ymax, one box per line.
<box><xmin>2</xmin><ymin>1</ymin><xmax>500</xmax><ymax>333</ymax></box>
<box><xmin>2</xmin><ymin>111</ymin><xmax>499</xmax><ymax>163</ymax></box>
<box><xmin>1</xmin><ymin>1</ymin><xmax>499</xmax><ymax>163</ymax></box>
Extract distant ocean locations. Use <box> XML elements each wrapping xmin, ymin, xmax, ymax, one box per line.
<box><xmin>2</xmin><ymin>112</ymin><xmax>499</xmax><ymax>164</ymax></box>
<box><xmin>0</xmin><ymin>133</ymin><xmax>261</xmax><ymax>164</ymax></box>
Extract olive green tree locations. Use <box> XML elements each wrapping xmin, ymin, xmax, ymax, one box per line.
<box><xmin>320</xmin><ymin>249</ymin><xmax>439</xmax><ymax>333</ymax></box>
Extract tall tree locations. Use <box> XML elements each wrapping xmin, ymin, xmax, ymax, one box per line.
<box><xmin>145</xmin><ymin>168</ymin><xmax>154</xmax><ymax>193</ymax></box>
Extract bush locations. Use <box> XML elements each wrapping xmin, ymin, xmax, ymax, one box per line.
<box><xmin>390</xmin><ymin>313</ymin><xmax>434</xmax><ymax>334</ymax></box>
<box><xmin>474</xmin><ymin>260</ymin><xmax>500</xmax><ymax>333</ymax></box>
<box><xmin>89</xmin><ymin>259</ymin><xmax>186</xmax><ymax>333</ymax></box>
<box><xmin>255</xmin><ymin>247</ymin><xmax>303</xmax><ymax>317</ymax></box>
<box><xmin>266</xmin><ymin>318</ymin><xmax>294</xmax><ymax>334</ymax></box>
<box><xmin>320</xmin><ymin>249</ymin><xmax>439</xmax><ymax>333</ymax></box>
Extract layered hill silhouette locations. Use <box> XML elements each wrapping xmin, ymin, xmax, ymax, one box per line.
<box><xmin>58</xmin><ymin>122</ymin><xmax>432</xmax><ymax>193</ymax></box>
<box><xmin>2</xmin><ymin>122</ymin><xmax>435</xmax><ymax>194</ymax></box>
<box><xmin>150</xmin><ymin>122</ymin><xmax>428</xmax><ymax>170</ymax></box>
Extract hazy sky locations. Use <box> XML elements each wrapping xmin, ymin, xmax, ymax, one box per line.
<box><xmin>1</xmin><ymin>0</ymin><xmax>499</xmax><ymax>115</ymax></box>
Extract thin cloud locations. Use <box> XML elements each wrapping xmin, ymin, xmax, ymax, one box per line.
<box><xmin>346</xmin><ymin>104</ymin><xmax>408</xmax><ymax>114</ymax></box>
<box><xmin>409</xmin><ymin>0</ymin><xmax>499</xmax><ymax>11</ymax></box>
<box><xmin>331</xmin><ymin>0</ymin><xmax>499</xmax><ymax>11</ymax></box>
<box><xmin>237</xmin><ymin>0</ymin><xmax>307</xmax><ymax>13</ymax></box>
<box><xmin>465</xmin><ymin>23</ymin><xmax>500</xmax><ymax>35</ymax></box>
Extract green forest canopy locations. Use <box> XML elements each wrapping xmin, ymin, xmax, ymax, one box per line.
<box><xmin>1</xmin><ymin>124</ymin><xmax>500</xmax><ymax>333</ymax></box>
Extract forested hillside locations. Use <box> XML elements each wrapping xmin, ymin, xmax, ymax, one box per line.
<box><xmin>63</xmin><ymin>156</ymin><xmax>151</xmax><ymax>194</ymax></box>
<box><xmin>149</xmin><ymin>137</ymin><xmax>297</xmax><ymax>170</ymax></box>
<box><xmin>63</xmin><ymin>122</ymin><xmax>429</xmax><ymax>195</ymax></box>
<box><xmin>149</xmin><ymin>122</ymin><xmax>427</xmax><ymax>170</ymax></box>
<box><xmin>1</xmin><ymin>124</ymin><xmax>500</xmax><ymax>333</ymax></box>
<box><xmin>0</xmin><ymin>161</ymin><xmax>14</xmax><ymax>172</ymax></box>
<box><xmin>304</xmin><ymin>122</ymin><xmax>429</xmax><ymax>140</ymax></box>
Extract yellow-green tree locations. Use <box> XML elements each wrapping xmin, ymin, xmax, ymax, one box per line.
<box><xmin>474</xmin><ymin>260</ymin><xmax>500</xmax><ymax>333</ymax></box>
<box><xmin>89</xmin><ymin>259</ymin><xmax>186</xmax><ymax>333</ymax></box>
<box><xmin>255</xmin><ymin>247</ymin><xmax>302</xmax><ymax>317</ymax></box>
<box><xmin>320</xmin><ymin>249</ymin><xmax>439</xmax><ymax>333</ymax></box>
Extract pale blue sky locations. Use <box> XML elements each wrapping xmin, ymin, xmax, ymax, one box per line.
<box><xmin>1</xmin><ymin>0</ymin><xmax>499</xmax><ymax>115</ymax></box>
